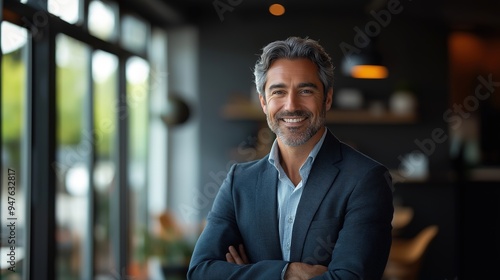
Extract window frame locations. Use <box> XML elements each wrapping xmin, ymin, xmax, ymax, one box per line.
<box><xmin>2</xmin><ymin>0</ymin><xmax>161</xmax><ymax>279</ymax></box>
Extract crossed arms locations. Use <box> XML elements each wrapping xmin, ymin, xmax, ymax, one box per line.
<box><xmin>187</xmin><ymin>162</ymin><xmax>393</xmax><ymax>280</ymax></box>
<box><xmin>226</xmin><ymin>244</ymin><xmax>327</xmax><ymax>279</ymax></box>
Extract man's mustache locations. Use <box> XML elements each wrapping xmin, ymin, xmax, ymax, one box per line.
<box><xmin>275</xmin><ymin>110</ymin><xmax>312</xmax><ymax>119</ymax></box>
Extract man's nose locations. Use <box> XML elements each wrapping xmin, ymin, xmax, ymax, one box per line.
<box><xmin>284</xmin><ymin>92</ymin><xmax>300</xmax><ymax>111</ymax></box>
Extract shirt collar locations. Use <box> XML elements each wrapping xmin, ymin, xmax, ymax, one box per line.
<box><xmin>268</xmin><ymin>128</ymin><xmax>328</xmax><ymax>172</ymax></box>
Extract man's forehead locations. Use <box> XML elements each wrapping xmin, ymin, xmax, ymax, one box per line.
<box><xmin>265</xmin><ymin>59</ymin><xmax>321</xmax><ymax>88</ymax></box>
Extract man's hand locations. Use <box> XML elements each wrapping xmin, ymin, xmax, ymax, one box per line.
<box><xmin>284</xmin><ymin>262</ymin><xmax>328</xmax><ymax>280</ymax></box>
<box><xmin>226</xmin><ymin>245</ymin><xmax>327</xmax><ymax>279</ymax></box>
<box><xmin>226</xmin><ymin>244</ymin><xmax>250</xmax><ymax>265</ymax></box>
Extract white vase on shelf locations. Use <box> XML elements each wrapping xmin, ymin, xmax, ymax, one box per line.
<box><xmin>389</xmin><ymin>90</ymin><xmax>417</xmax><ymax>115</ymax></box>
<box><xmin>335</xmin><ymin>88</ymin><xmax>364</xmax><ymax>110</ymax></box>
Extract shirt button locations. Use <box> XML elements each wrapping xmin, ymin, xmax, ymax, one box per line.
<box><xmin>288</xmin><ymin>217</ymin><xmax>293</xmax><ymax>223</ymax></box>
<box><xmin>286</xmin><ymin>242</ymin><xmax>291</xmax><ymax>250</ymax></box>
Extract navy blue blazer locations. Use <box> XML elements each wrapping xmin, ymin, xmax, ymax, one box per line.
<box><xmin>188</xmin><ymin>130</ymin><xmax>394</xmax><ymax>280</ymax></box>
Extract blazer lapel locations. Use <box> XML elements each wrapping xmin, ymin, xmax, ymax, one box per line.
<box><xmin>255</xmin><ymin>161</ymin><xmax>282</xmax><ymax>259</ymax></box>
<box><xmin>289</xmin><ymin>131</ymin><xmax>342</xmax><ymax>261</ymax></box>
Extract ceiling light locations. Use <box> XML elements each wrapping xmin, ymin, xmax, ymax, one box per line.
<box><xmin>341</xmin><ymin>38</ymin><xmax>388</xmax><ymax>79</ymax></box>
<box><xmin>351</xmin><ymin>65</ymin><xmax>388</xmax><ymax>79</ymax></box>
<box><xmin>269</xmin><ymin>4</ymin><xmax>285</xmax><ymax>16</ymax></box>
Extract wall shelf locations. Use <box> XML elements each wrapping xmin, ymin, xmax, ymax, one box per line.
<box><xmin>221</xmin><ymin>100</ymin><xmax>418</xmax><ymax>124</ymax></box>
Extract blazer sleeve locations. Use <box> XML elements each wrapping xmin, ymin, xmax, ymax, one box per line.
<box><xmin>187</xmin><ymin>164</ymin><xmax>288</xmax><ymax>280</ymax></box>
<box><xmin>313</xmin><ymin>165</ymin><xmax>394</xmax><ymax>280</ymax></box>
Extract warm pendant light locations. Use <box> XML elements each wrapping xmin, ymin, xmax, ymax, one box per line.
<box><xmin>351</xmin><ymin>65</ymin><xmax>388</xmax><ymax>79</ymax></box>
<box><xmin>269</xmin><ymin>3</ymin><xmax>285</xmax><ymax>16</ymax></box>
<box><xmin>342</xmin><ymin>37</ymin><xmax>388</xmax><ymax>79</ymax></box>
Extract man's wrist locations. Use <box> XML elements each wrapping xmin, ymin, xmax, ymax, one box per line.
<box><xmin>281</xmin><ymin>262</ymin><xmax>290</xmax><ymax>280</ymax></box>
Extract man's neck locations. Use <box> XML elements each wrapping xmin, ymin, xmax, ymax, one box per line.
<box><xmin>277</xmin><ymin>127</ymin><xmax>326</xmax><ymax>186</ymax></box>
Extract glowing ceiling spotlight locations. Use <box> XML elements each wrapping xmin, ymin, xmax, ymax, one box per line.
<box><xmin>269</xmin><ymin>3</ymin><xmax>285</xmax><ymax>16</ymax></box>
<box><xmin>341</xmin><ymin>38</ymin><xmax>388</xmax><ymax>79</ymax></box>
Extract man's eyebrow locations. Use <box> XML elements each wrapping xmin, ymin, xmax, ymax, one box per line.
<box><xmin>297</xmin><ymin>82</ymin><xmax>319</xmax><ymax>89</ymax></box>
<box><xmin>268</xmin><ymin>82</ymin><xmax>319</xmax><ymax>91</ymax></box>
<box><xmin>268</xmin><ymin>83</ymin><xmax>286</xmax><ymax>91</ymax></box>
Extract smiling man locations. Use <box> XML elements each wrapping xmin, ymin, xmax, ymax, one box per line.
<box><xmin>188</xmin><ymin>37</ymin><xmax>394</xmax><ymax>280</ymax></box>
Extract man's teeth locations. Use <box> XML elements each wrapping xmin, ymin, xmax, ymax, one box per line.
<box><xmin>283</xmin><ymin>118</ymin><xmax>305</xmax><ymax>123</ymax></box>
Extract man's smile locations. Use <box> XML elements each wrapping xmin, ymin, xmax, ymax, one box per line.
<box><xmin>281</xmin><ymin>117</ymin><xmax>306</xmax><ymax>123</ymax></box>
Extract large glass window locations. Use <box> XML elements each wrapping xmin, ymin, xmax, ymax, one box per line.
<box><xmin>1</xmin><ymin>21</ymin><xmax>29</xmax><ymax>279</ymax></box>
<box><xmin>88</xmin><ymin>0</ymin><xmax>119</xmax><ymax>42</ymax></box>
<box><xmin>121</xmin><ymin>15</ymin><xmax>149</xmax><ymax>54</ymax></box>
<box><xmin>54</xmin><ymin>34</ymin><xmax>91</xmax><ymax>279</ymax></box>
<box><xmin>48</xmin><ymin>0</ymin><xmax>81</xmax><ymax>24</ymax></box>
<box><xmin>2</xmin><ymin>0</ymin><xmax>167</xmax><ymax>279</ymax></box>
<box><xmin>92</xmin><ymin>50</ymin><xmax>119</xmax><ymax>277</ymax></box>
<box><xmin>126</xmin><ymin>56</ymin><xmax>150</xmax><ymax>278</ymax></box>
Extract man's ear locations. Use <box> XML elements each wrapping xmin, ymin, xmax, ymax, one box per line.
<box><xmin>325</xmin><ymin>88</ymin><xmax>333</xmax><ymax>111</ymax></box>
<box><xmin>259</xmin><ymin>93</ymin><xmax>267</xmax><ymax>114</ymax></box>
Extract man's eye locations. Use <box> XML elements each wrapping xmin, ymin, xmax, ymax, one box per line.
<box><xmin>301</xmin><ymin>89</ymin><xmax>313</xmax><ymax>94</ymax></box>
<box><xmin>272</xmin><ymin>91</ymin><xmax>284</xmax><ymax>95</ymax></box>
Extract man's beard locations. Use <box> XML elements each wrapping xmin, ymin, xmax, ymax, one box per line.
<box><xmin>266</xmin><ymin>106</ymin><xmax>326</xmax><ymax>147</ymax></box>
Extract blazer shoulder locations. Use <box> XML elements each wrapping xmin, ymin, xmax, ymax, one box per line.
<box><xmin>339</xmin><ymin>141</ymin><xmax>388</xmax><ymax>172</ymax></box>
<box><xmin>232</xmin><ymin>155</ymin><xmax>270</xmax><ymax>177</ymax></box>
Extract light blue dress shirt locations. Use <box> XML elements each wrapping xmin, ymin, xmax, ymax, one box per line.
<box><xmin>268</xmin><ymin>129</ymin><xmax>327</xmax><ymax>261</ymax></box>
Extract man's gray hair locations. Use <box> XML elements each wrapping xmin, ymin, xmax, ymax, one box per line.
<box><xmin>253</xmin><ymin>36</ymin><xmax>334</xmax><ymax>97</ymax></box>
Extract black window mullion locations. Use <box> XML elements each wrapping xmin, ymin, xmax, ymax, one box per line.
<box><xmin>81</xmin><ymin>0</ymin><xmax>90</xmax><ymax>30</ymax></box>
<box><xmin>111</xmin><ymin>56</ymin><xmax>129</xmax><ymax>276</ymax></box>
<box><xmin>0</xmin><ymin>0</ymin><xmax>3</xmax><ymax>189</ymax></box>
<box><xmin>29</xmin><ymin>10</ymin><xmax>56</xmax><ymax>280</ymax></box>
<box><xmin>23</xmin><ymin>28</ymin><xmax>33</xmax><ymax>280</ymax></box>
<box><xmin>83</xmin><ymin>46</ymin><xmax>95</xmax><ymax>280</ymax></box>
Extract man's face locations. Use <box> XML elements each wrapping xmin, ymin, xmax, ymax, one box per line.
<box><xmin>259</xmin><ymin>58</ymin><xmax>333</xmax><ymax>147</ymax></box>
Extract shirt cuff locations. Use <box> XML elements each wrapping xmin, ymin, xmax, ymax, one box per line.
<box><xmin>281</xmin><ymin>262</ymin><xmax>290</xmax><ymax>280</ymax></box>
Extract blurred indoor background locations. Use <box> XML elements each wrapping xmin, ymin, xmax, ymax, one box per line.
<box><xmin>1</xmin><ymin>0</ymin><xmax>499</xmax><ymax>279</ymax></box>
